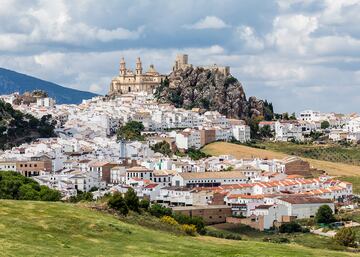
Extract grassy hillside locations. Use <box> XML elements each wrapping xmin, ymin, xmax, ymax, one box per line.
<box><xmin>202</xmin><ymin>142</ymin><xmax>360</xmax><ymax>177</ymax></box>
<box><xmin>255</xmin><ymin>142</ymin><xmax>360</xmax><ymax>166</ymax></box>
<box><xmin>0</xmin><ymin>200</ymin><xmax>355</xmax><ymax>257</ymax></box>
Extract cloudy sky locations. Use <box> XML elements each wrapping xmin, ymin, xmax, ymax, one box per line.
<box><xmin>0</xmin><ymin>0</ymin><xmax>359</xmax><ymax>113</ymax></box>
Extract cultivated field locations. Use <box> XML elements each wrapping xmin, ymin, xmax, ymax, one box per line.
<box><xmin>0</xmin><ymin>200</ymin><xmax>355</xmax><ymax>257</ymax></box>
<box><xmin>202</xmin><ymin>142</ymin><xmax>360</xmax><ymax>177</ymax></box>
<box><xmin>257</xmin><ymin>142</ymin><xmax>360</xmax><ymax>166</ymax></box>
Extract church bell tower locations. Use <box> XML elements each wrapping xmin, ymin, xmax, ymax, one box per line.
<box><xmin>120</xmin><ymin>57</ymin><xmax>126</xmax><ymax>76</ymax></box>
<box><xmin>136</xmin><ymin>57</ymin><xmax>143</xmax><ymax>75</ymax></box>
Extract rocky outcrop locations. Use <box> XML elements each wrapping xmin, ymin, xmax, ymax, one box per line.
<box><xmin>155</xmin><ymin>66</ymin><xmax>267</xmax><ymax>120</ymax></box>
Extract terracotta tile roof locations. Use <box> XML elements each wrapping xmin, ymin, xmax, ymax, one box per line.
<box><xmin>127</xmin><ymin>166</ymin><xmax>152</xmax><ymax>172</ymax></box>
<box><xmin>227</xmin><ymin>194</ymin><xmax>265</xmax><ymax>199</ymax></box>
<box><xmin>179</xmin><ymin>171</ymin><xmax>246</xmax><ymax>180</ymax></box>
<box><xmin>144</xmin><ymin>183</ymin><xmax>159</xmax><ymax>189</ymax></box>
<box><xmin>278</xmin><ymin>196</ymin><xmax>333</xmax><ymax>204</ymax></box>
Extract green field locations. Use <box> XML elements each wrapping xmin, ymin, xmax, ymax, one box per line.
<box><xmin>254</xmin><ymin>141</ymin><xmax>360</xmax><ymax>166</ymax></box>
<box><xmin>0</xmin><ymin>200</ymin><xmax>357</xmax><ymax>257</ymax></box>
<box><xmin>208</xmin><ymin>223</ymin><xmax>360</xmax><ymax>253</ymax></box>
<box><xmin>202</xmin><ymin>142</ymin><xmax>360</xmax><ymax>176</ymax></box>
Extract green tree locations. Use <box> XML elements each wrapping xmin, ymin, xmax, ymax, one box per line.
<box><xmin>279</xmin><ymin>222</ymin><xmax>303</xmax><ymax>233</ymax></box>
<box><xmin>116</xmin><ymin>121</ymin><xmax>145</xmax><ymax>141</ymax></box>
<box><xmin>334</xmin><ymin>227</ymin><xmax>356</xmax><ymax>247</ymax></box>
<box><xmin>289</xmin><ymin>112</ymin><xmax>297</xmax><ymax>120</ymax></box>
<box><xmin>39</xmin><ymin>186</ymin><xmax>61</xmax><ymax>201</ymax></box>
<box><xmin>151</xmin><ymin>141</ymin><xmax>173</xmax><ymax>156</ymax></box>
<box><xmin>0</xmin><ymin>171</ymin><xmax>60</xmax><ymax>201</ymax></box>
<box><xmin>18</xmin><ymin>184</ymin><xmax>40</xmax><ymax>200</ymax></box>
<box><xmin>283</xmin><ymin>112</ymin><xmax>290</xmax><ymax>120</ymax></box>
<box><xmin>139</xmin><ymin>199</ymin><xmax>150</xmax><ymax>210</ymax></box>
<box><xmin>248</xmin><ymin>116</ymin><xmax>263</xmax><ymax>138</ymax></box>
<box><xmin>69</xmin><ymin>191</ymin><xmax>93</xmax><ymax>203</ymax></box>
<box><xmin>108</xmin><ymin>192</ymin><xmax>129</xmax><ymax>215</ymax></box>
<box><xmin>187</xmin><ymin>148</ymin><xmax>210</xmax><ymax>160</ymax></box>
<box><xmin>263</xmin><ymin>100</ymin><xmax>274</xmax><ymax>121</ymax></box>
<box><xmin>149</xmin><ymin>203</ymin><xmax>172</xmax><ymax>217</ymax></box>
<box><xmin>315</xmin><ymin>205</ymin><xmax>335</xmax><ymax>224</ymax></box>
<box><xmin>321</xmin><ymin>121</ymin><xmax>330</xmax><ymax>129</ymax></box>
<box><xmin>124</xmin><ymin>188</ymin><xmax>139</xmax><ymax>212</ymax></box>
<box><xmin>259</xmin><ymin>125</ymin><xmax>273</xmax><ymax>138</ymax></box>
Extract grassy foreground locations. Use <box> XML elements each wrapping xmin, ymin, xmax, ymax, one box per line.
<box><xmin>0</xmin><ymin>200</ymin><xmax>356</xmax><ymax>257</ymax></box>
<box><xmin>202</xmin><ymin>142</ymin><xmax>360</xmax><ymax>177</ymax></box>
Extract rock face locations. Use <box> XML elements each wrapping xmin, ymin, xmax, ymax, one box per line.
<box><xmin>155</xmin><ymin>66</ymin><xmax>265</xmax><ymax>120</ymax></box>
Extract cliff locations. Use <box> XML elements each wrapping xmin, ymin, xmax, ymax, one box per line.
<box><xmin>155</xmin><ymin>66</ymin><xmax>270</xmax><ymax>120</ymax></box>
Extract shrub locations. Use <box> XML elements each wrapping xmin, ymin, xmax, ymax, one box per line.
<box><xmin>139</xmin><ymin>199</ymin><xmax>150</xmax><ymax>210</ymax></box>
<box><xmin>69</xmin><ymin>191</ymin><xmax>93</xmax><ymax>203</ymax></box>
<box><xmin>39</xmin><ymin>185</ymin><xmax>61</xmax><ymax>201</ymax></box>
<box><xmin>180</xmin><ymin>224</ymin><xmax>197</xmax><ymax>236</ymax></box>
<box><xmin>149</xmin><ymin>204</ymin><xmax>172</xmax><ymax>218</ymax></box>
<box><xmin>173</xmin><ymin>213</ymin><xmax>205</xmax><ymax>234</ymax></box>
<box><xmin>279</xmin><ymin>222</ymin><xmax>303</xmax><ymax>233</ymax></box>
<box><xmin>315</xmin><ymin>205</ymin><xmax>335</xmax><ymax>224</ymax></box>
<box><xmin>334</xmin><ymin>227</ymin><xmax>356</xmax><ymax>247</ymax></box>
<box><xmin>206</xmin><ymin>229</ymin><xmax>241</xmax><ymax>240</ymax></box>
<box><xmin>151</xmin><ymin>141</ymin><xmax>173</xmax><ymax>157</ymax></box>
<box><xmin>108</xmin><ymin>193</ymin><xmax>129</xmax><ymax>215</ymax></box>
<box><xmin>0</xmin><ymin>171</ymin><xmax>60</xmax><ymax>201</ymax></box>
<box><xmin>186</xmin><ymin>148</ymin><xmax>210</xmax><ymax>160</ymax></box>
<box><xmin>116</xmin><ymin>121</ymin><xmax>145</xmax><ymax>141</ymax></box>
<box><xmin>160</xmin><ymin>216</ymin><xmax>179</xmax><ymax>226</ymax></box>
<box><xmin>124</xmin><ymin>188</ymin><xmax>139</xmax><ymax>212</ymax></box>
<box><xmin>264</xmin><ymin>237</ymin><xmax>290</xmax><ymax>244</ymax></box>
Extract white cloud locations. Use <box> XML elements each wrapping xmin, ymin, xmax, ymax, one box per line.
<box><xmin>184</xmin><ymin>16</ymin><xmax>229</xmax><ymax>29</ymax></box>
<box><xmin>236</xmin><ymin>26</ymin><xmax>264</xmax><ymax>51</ymax></box>
<box><xmin>0</xmin><ymin>0</ymin><xmax>143</xmax><ymax>51</ymax></box>
<box><xmin>266</xmin><ymin>14</ymin><xmax>318</xmax><ymax>55</ymax></box>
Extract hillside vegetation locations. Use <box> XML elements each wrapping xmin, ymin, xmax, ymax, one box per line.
<box><xmin>0</xmin><ymin>171</ymin><xmax>61</xmax><ymax>201</ymax></box>
<box><xmin>0</xmin><ymin>100</ymin><xmax>55</xmax><ymax>149</ymax></box>
<box><xmin>202</xmin><ymin>142</ymin><xmax>360</xmax><ymax>177</ymax></box>
<box><xmin>0</xmin><ymin>200</ymin><xmax>356</xmax><ymax>257</ymax></box>
<box><xmin>255</xmin><ymin>141</ymin><xmax>360</xmax><ymax>166</ymax></box>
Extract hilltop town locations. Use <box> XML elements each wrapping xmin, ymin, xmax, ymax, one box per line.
<box><xmin>1</xmin><ymin>54</ymin><xmax>359</xmax><ymax>238</ymax></box>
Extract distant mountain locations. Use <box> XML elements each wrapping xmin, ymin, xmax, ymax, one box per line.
<box><xmin>0</xmin><ymin>68</ymin><xmax>98</xmax><ymax>104</ymax></box>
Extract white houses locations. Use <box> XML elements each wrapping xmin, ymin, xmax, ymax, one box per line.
<box><xmin>126</xmin><ymin>166</ymin><xmax>153</xmax><ymax>183</ymax></box>
<box><xmin>172</xmin><ymin>171</ymin><xmax>247</xmax><ymax>187</ymax></box>
<box><xmin>175</xmin><ymin>129</ymin><xmax>201</xmax><ymax>150</ymax></box>
<box><xmin>275</xmin><ymin>121</ymin><xmax>304</xmax><ymax>142</ymax></box>
<box><xmin>275</xmin><ymin>197</ymin><xmax>335</xmax><ymax>219</ymax></box>
<box><xmin>110</xmin><ymin>166</ymin><xmax>127</xmax><ymax>184</ymax></box>
<box><xmin>232</xmin><ymin>125</ymin><xmax>251</xmax><ymax>142</ymax></box>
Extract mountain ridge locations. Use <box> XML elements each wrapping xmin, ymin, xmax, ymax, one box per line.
<box><xmin>0</xmin><ymin>67</ymin><xmax>97</xmax><ymax>104</ymax></box>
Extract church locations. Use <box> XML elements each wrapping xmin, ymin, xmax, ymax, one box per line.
<box><xmin>109</xmin><ymin>57</ymin><xmax>165</xmax><ymax>95</ymax></box>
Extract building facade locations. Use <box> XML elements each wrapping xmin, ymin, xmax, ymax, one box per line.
<box><xmin>109</xmin><ymin>57</ymin><xmax>165</xmax><ymax>95</ymax></box>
